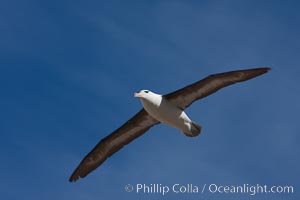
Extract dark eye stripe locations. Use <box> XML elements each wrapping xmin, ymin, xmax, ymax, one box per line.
<box><xmin>144</xmin><ymin>90</ymin><xmax>149</xmax><ymax>93</ymax></box>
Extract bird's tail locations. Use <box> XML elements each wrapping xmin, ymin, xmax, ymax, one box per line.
<box><xmin>183</xmin><ymin>121</ymin><xmax>202</xmax><ymax>137</ymax></box>
<box><xmin>191</xmin><ymin>121</ymin><xmax>202</xmax><ymax>136</ymax></box>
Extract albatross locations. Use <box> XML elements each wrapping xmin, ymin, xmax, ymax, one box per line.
<box><xmin>69</xmin><ymin>67</ymin><xmax>271</xmax><ymax>182</ymax></box>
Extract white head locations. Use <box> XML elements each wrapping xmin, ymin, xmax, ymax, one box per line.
<box><xmin>134</xmin><ymin>89</ymin><xmax>161</xmax><ymax>101</ymax></box>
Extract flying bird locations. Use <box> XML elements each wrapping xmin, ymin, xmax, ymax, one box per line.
<box><xmin>69</xmin><ymin>67</ymin><xmax>270</xmax><ymax>182</ymax></box>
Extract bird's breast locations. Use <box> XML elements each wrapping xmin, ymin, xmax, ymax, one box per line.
<box><xmin>141</xmin><ymin>98</ymin><xmax>184</xmax><ymax>124</ymax></box>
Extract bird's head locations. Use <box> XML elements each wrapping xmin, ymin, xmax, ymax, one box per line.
<box><xmin>134</xmin><ymin>90</ymin><xmax>162</xmax><ymax>105</ymax></box>
<box><xmin>134</xmin><ymin>89</ymin><xmax>152</xmax><ymax>99</ymax></box>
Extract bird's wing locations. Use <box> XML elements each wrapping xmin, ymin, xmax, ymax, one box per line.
<box><xmin>165</xmin><ymin>68</ymin><xmax>271</xmax><ymax>110</ymax></box>
<box><xmin>69</xmin><ymin>109</ymin><xmax>159</xmax><ymax>182</ymax></box>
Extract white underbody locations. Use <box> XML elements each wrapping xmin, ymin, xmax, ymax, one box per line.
<box><xmin>141</xmin><ymin>95</ymin><xmax>194</xmax><ymax>135</ymax></box>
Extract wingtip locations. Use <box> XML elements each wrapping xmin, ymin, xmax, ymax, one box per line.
<box><xmin>254</xmin><ymin>67</ymin><xmax>271</xmax><ymax>72</ymax></box>
<box><xmin>265</xmin><ymin>67</ymin><xmax>272</xmax><ymax>71</ymax></box>
<box><xmin>69</xmin><ymin>175</ymin><xmax>78</xmax><ymax>183</ymax></box>
<box><xmin>249</xmin><ymin>67</ymin><xmax>271</xmax><ymax>75</ymax></box>
<box><xmin>69</xmin><ymin>171</ymin><xmax>81</xmax><ymax>183</ymax></box>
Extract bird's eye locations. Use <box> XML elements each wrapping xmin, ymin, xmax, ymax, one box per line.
<box><xmin>144</xmin><ymin>90</ymin><xmax>149</xmax><ymax>93</ymax></box>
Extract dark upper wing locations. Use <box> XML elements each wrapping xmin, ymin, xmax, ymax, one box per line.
<box><xmin>165</xmin><ymin>68</ymin><xmax>271</xmax><ymax>110</ymax></box>
<box><xmin>69</xmin><ymin>109</ymin><xmax>159</xmax><ymax>182</ymax></box>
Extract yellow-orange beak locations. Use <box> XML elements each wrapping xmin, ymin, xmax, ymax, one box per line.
<box><xmin>134</xmin><ymin>92</ymin><xmax>144</xmax><ymax>98</ymax></box>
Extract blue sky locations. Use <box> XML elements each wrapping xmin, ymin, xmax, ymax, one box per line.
<box><xmin>1</xmin><ymin>0</ymin><xmax>299</xmax><ymax>199</ymax></box>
